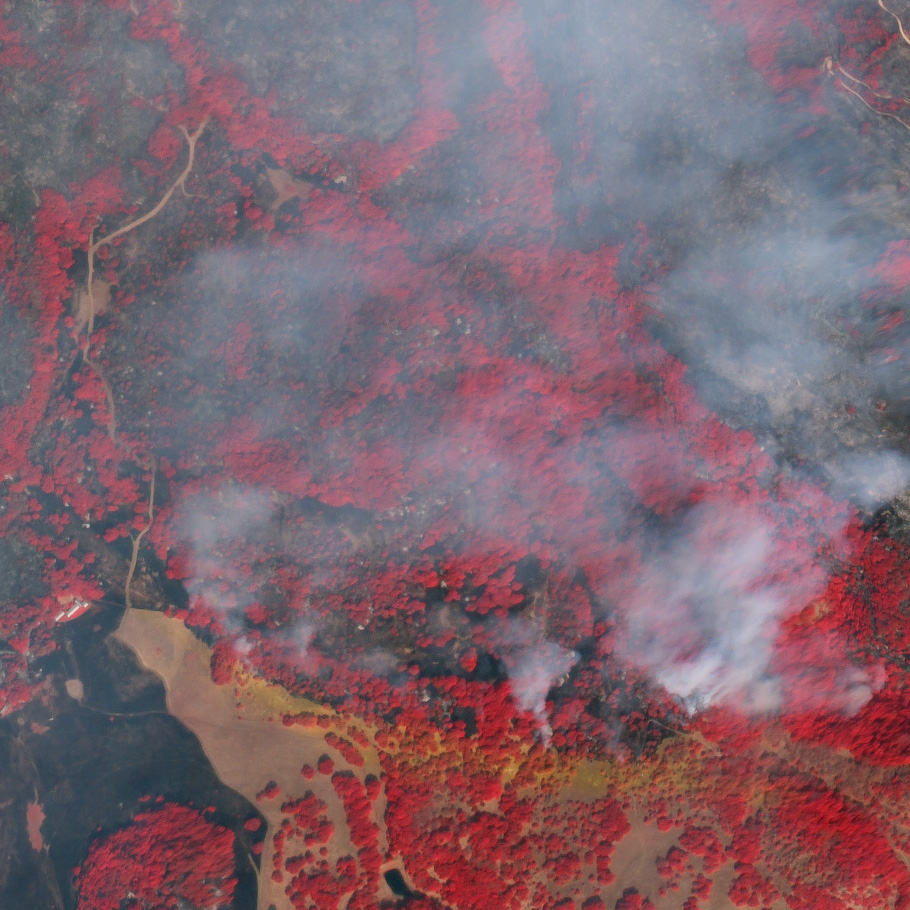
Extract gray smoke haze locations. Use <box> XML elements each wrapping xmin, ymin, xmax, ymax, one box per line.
<box><xmin>546</xmin><ymin>0</ymin><xmax>910</xmax><ymax>711</ymax></box>
<box><xmin>174</xmin><ymin>482</ymin><xmax>273</xmax><ymax>622</ymax></box>
<box><xmin>172</xmin><ymin>482</ymin><xmax>319</xmax><ymax>663</ymax></box>
<box><xmin>617</xmin><ymin>501</ymin><xmax>878</xmax><ymax>714</ymax></box>
<box><xmin>146</xmin><ymin>0</ymin><xmax>910</xmax><ymax>722</ymax></box>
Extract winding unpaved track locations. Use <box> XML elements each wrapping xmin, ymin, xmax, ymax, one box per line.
<box><xmin>827</xmin><ymin>2</ymin><xmax>910</xmax><ymax>134</ymax></box>
<box><xmin>78</xmin><ymin>118</ymin><xmax>207</xmax><ymax>445</ymax></box>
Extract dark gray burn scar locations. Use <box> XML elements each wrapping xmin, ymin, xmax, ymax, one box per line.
<box><xmin>210</xmin><ymin>0</ymin><xmax>419</xmax><ymax>141</ymax></box>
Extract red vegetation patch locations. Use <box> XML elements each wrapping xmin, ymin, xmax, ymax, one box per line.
<box><xmin>766</xmin><ymin>780</ymin><xmax>910</xmax><ymax>909</ymax></box>
<box><xmin>210</xmin><ymin>639</ymin><xmax>237</xmax><ymax>685</ymax></box>
<box><xmin>325</xmin><ymin>732</ymin><xmax>365</xmax><ymax>768</ymax></box>
<box><xmin>73</xmin><ymin>803</ymin><xmax>236</xmax><ymax>910</ymax></box>
<box><xmin>614</xmin><ymin>888</ymin><xmax>654</xmax><ymax>910</ymax></box>
<box><xmin>256</xmin><ymin>780</ymin><xmax>280</xmax><ymax>801</ymax></box>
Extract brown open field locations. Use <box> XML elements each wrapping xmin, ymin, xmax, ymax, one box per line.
<box><xmin>115</xmin><ymin>607</ymin><xmax>392</xmax><ymax>910</ymax></box>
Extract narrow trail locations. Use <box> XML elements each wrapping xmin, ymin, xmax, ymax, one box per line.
<box><xmin>70</xmin><ymin>120</ymin><xmax>206</xmax><ymax>624</ymax></box>
<box><xmin>78</xmin><ymin>118</ymin><xmax>207</xmax><ymax>446</ymax></box>
<box><xmin>827</xmin><ymin>3</ymin><xmax>910</xmax><ymax>133</ymax></box>
<box><xmin>124</xmin><ymin>459</ymin><xmax>155</xmax><ymax>611</ymax></box>
<box><xmin>826</xmin><ymin>57</ymin><xmax>910</xmax><ymax>133</ymax></box>
<box><xmin>880</xmin><ymin>0</ymin><xmax>910</xmax><ymax>49</ymax></box>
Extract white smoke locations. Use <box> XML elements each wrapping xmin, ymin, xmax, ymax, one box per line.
<box><xmin>491</xmin><ymin>618</ymin><xmax>579</xmax><ymax>741</ymax></box>
<box><xmin>176</xmin><ymin>482</ymin><xmax>273</xmax><ymax>624</ymax></box>
<box><xmin>617</xmin><ymin>501</ymin><xmax>871</xmax><ymax>714</ymax></box>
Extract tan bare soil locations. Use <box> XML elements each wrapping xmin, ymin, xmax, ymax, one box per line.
<box><xmin>265</xmin><ymin>167</ymin><xmax>314</xmax><ymax>211</ymax></box>
<box><xmin>72</xmin><ymin>278</ymin><xmax>111</xmax><ymax>336</ymax></box>
<box><xmin>115</xmin><ymin>607</ymin><xmax>391</xmax><ymax>910</ymax></box>
<box><xmin>25</xmin><ymin>802</ymin><xmax>44</xmax><ymax>852</ymax></box>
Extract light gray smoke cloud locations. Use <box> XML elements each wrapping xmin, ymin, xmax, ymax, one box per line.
<box><xmin>538</xmin><ymin>0</ymin><xmax>910</xmax><ymax>712</ymax></box>
<box><xmin>173</xmin><ymin>481</ymin><xmax>320</xmax><ymax>664</ymax></box>
<box><xmin>616</xmin><ymin>501</ymin><xmax>875</xmax><ymax>713</ymax></box>
<box><xmin>825</xmin><ymin>451</ymin><xmax>910</xmax><ymax>509</ymax></box>
<box><xmin>488</xmin><ymin>618</ymin><xmax>579</xmax><ymax>740</ymax></box>
<box><xmin>175</xmin><ymin>482</ymin><xmax>273</xmax><ymax>622</ymax></box>
<box><xmin>158</xmin><ymin>0</ymin><xmax>910</xmax><ymax>722</ymax></box>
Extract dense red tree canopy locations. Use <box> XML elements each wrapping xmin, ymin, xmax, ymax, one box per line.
<box><xmin>73</xmin><ymin>803</ymin><xmax>237</xmax><ymax>910</ymax></box>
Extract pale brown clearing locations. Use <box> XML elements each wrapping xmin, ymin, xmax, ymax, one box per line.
<box><xmin>115</xmin><ymin>607</ymin><xmax>393</xmax><ymax>910</ymax></box>
<box><xmin>265</xmin><ymin>167</ymin><xmax>314</xmax><ymax>211</ymax></box>
<box><xmin>72</xmin><ymin>278</ymin><xmax>111</xmax><ymax>337</ymax></box>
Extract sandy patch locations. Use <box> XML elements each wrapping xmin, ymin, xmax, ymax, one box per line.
<box><xmin>265</xmin><ymin>167</ymin><xmax>314</xmax><ymax>211</ymax></box>
<box><xmin>72</xmin><ymin>278</ymin><xmax>111</xmax><ymax>335</ymax></box>
<box><xmin>64</xmin><ymin>678</ymin><xmax>84</xmax><ymax>701</ymax></box>
<box><xmin>26</xmin><ymin>801</ymin><xmax>44</xmax><ymax>851</ymax></box>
